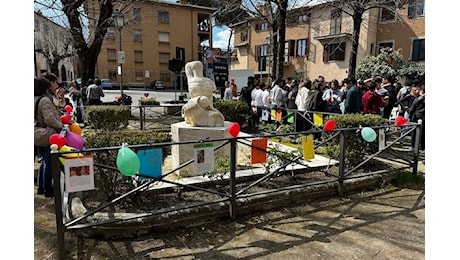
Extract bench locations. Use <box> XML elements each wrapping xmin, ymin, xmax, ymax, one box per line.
<box><xmin>160</xmin><ymin>103</ymin><xmax>184</xmax><ymax>115</ymax></box>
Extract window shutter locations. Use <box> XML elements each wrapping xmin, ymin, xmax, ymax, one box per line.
<box><xmin>411</xmin><ymin>39</ymin><xmax>420</xmax><ymax>61</ymax></box>
<box><xmin>408</xmin><ymin>0</ymin><xmax>415</xmax><ymax>19</ymax></box>
<box><xmin>255</xmin><ymin>45</ymin><xmax>261</xmax><ymax>61</ymax></box>
<box><xmin>289</xmin><ymin>40</ymin><xmax>295</xmax><ymax>56</ymax></box>
<box><xmin>323</xmin><ymin>46</ymin><xmax>329</xmax><ymax>63</ymax></box>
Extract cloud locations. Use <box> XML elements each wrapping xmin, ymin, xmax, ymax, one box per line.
<box><xmin>212</xmin><ymin>27</ymin><xmax>234</xmax><ymax>50</ymax></box>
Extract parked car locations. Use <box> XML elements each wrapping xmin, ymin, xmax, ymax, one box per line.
<box><xmin>100</xmin><ymin>79</ymin><xmax>113</xmax><ymax>89</ymax></box>
<box><xmin>150</xmin><ymin>80</ymin><xmax>165</xmax><ymax>90</ymax></box>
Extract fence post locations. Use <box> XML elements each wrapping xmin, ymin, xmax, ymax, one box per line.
<box><xmin>51</xmin><ymin>148</ymin><xmax>66</xmax><ymax>260</ymax></box>
<box><xmin>139</xmin><ymin>105</ymin><xmax>144</xmax><ymax>130</ymax></box>
<box><xmin>412</xmin><ymin>120</ymin><xmax>422</xmax><ymax>175</ymax></box>
<box><xmin>338</xmin><ymin>131</ymin><xmax>346</xmax><ymax>196</ymax></box>
<box><xmin>229</xmin><ymin>138</ymin><xmax>237</xmax><ymax>220</ymax></box>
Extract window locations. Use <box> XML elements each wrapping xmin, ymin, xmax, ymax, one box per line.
<box><xmin>408</xmin><ymin>0</ymin><xmax>424</xmax><ymax>19</ymax></box>
<box><xmin>381</xmin><ymin>3</ymin><xmax>396</xmax><ymax>22</ymax></box>
<box><xmin>240</xmin><ymin>30</ymin><xmax>248</xmax><ymax>42</ymax></box>
<box><xmin>133</xmin><ymin>8</ymin><xmax>141</xmax><ymax>20</ymax></box>
<box><xmin>106</xmin><ymin>28</ymin><xmax>115</xmax><ymax>39</ymax></box>
<box><xmin>134</xmin><ymin>30</ymin><xmax>142</xmax><ymax>42</ymax></box>
<box><xmin>298</xmin><ymin>14</ymin><xmax>309</xmax><ymax>23</ymax></box>
<box><xmin>323</xmin><ymin>42</ymin><xmax>346</xmax><ymax>62</ymax></box>
<box><xmin>411</xmin><ymin>38</ymin><xmax>425</xmax><ymax>61</ymax></box>
<box><xmin>255</xmin><ymin>22</ymin><xmax>269</xmax><ymax>31</ymax></box>
<box><xmin>160</xmin><ymin>71</ymin><xmax>171</xmax><ymax>82</ymax></box>
<box><xmin>109</xmin><ymin>70</ymin><xmax>118</xmax><ymax>81</ymax></box>
<box><xmin>158</xmin><ymin>11</ymin><xmax>169</xmax><ymax>23</ymax></box>
<box><xmin>135</xmin><ymin>51</ymin><xmax>143</xmax><ymax>63</ymax></box>
<box><xmin>296</xmin><ymin>39</ymin><xmax>308</xmax><ymax>57</ymax></box>
<box><xmin>158</xmin><ymin>32</ymin><xmax>170</xmax><ymax>43</ymax></box>
<box><xmin>284</xmin><ymin>42</ymin><xmax>290</xmax><ymax>63</ymax></box>
<box><xmin>107</xmin><ymin>49</ymin><xmax>116</xmax><ymax>61</ymax></box>
<box><xmin>135</xmin><ymin>70</ymin><xmax>144</xmax><ymax>81</ymax></box>
<box><xmin>260</xmin><ymin>44</ymin><xmax>269</xmax><ymax>56</ymax></box>
<box><xmin>330</xmin><ymin>9</ymin><xmax>342</xmax><ymax>35</ymax></box>
<box><xmin>159</xmin><ymin>52</ymin><xmax>170</xmax><ymax>64</ymax></box>
<box><xmin>377</xmin><ymin>42</ymin><xmax>393</xmax><ymax>55</ymax></box>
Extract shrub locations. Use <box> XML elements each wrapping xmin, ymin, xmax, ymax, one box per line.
<box><xmin>214</xmin><ymin>100</ymin><xmax>250</xmax><ymax>126</ymax></box>
<box><xmin>324</xmin><ymin>113</ymin><xmax>387</xmax><ymax>167</ymax></box>
<box><xmin>85</xmin><ymin>105</ymin><xmax>131</xmax><ymax>131</ymax></box>
<box><xmin>84</xmin><ymin>130</ymin><xmax>171</xmax><ymax>199</ymax></box>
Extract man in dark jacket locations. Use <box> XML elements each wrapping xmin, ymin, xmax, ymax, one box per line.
<box><xmin>409</xmin><ymin>85</ymin><xmax>425</xmax><ymax>151</ymax></box>
<box><xmin>343</xmin><ymin>77</ymin><xmax>362</xmax><ymax>114</ymax></box>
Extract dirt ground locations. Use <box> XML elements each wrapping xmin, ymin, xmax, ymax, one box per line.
<box><xmin>34</xmin><ymin>182</ymin><xmax>424</xmax><ymax>260</ymax></box>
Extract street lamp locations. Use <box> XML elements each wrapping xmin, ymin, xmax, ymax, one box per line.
<box><xmin>112</xmin><ymin>9</ymin><xmax>124</xmax><ymax>97</ymax></box>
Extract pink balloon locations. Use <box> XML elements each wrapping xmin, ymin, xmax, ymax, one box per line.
<box><xmin>66</xmin><ymin>130</ymin><xmax>84</xmax><ymax>150</ymax></box>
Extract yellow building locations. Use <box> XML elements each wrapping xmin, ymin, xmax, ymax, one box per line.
<box><xmin>90</xmin><ymin>0</ymin><xmax>215</xmax><ymax>88</ymax></box>
<box><xmin>231</xmin><ymin>0</ymin><xmax>425</xmax><ymax>82</ymax></box>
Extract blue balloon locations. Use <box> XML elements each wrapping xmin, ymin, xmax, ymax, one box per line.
<box><xmin>361</xmin><ymin>127</ymin><xmax>377</xmax><ymax>142</ymax></box>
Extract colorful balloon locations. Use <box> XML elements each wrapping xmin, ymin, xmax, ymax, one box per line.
<box><xmin>69</xmin><ymin>123</ymin><xmax>82</xmax><ymax>136</ymax></box>
<box><xmin>228</xmin><ymin>122</ymin><xmax>240</xmax><ymax>137</ymax></box>
<box><xmin>49</xmin><ymin>133</ymin><xmax>66</xmax><ymax>149</ymax></box>
<box><xmin>116</xmin><ymin>146</ymin><xmax>140</xmax><ymax>176</ymax></box>
<box><xmin>66</xmin><ymin>130</ymin><xmax>84</xmax><ymax>150</ymax></box>
<box><xmin>395</xmin><ymin>116</ymin><xmax>408</xmax><ymax>126</ymax></box>
<box><xmin>58</xmin><ymin>145</ymin><xmax>83</xmax><ymax>164</ymax></box>
<box><xmin>60</xmin><ymin>114</ymin><xmax>72</xmax><ymax>124</ymax></box>
<box><xmin>361</xmin><ymin>127</ymin><xmax>377</xmax><ymax>142</ymax></box>
<box><xmin>64</xmin><ymin>105</ymin><xmax>73</xmax><ymax>113</ymax></box>
<box><xmin>324</xmin><ymin>120</ymin><xmax>336</xmax><ymax>131</ymax></box>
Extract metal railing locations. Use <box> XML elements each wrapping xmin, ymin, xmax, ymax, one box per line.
<box><xmin>50</xmin><ymin>112</ymin><xmax>422</xmax><ymax>259</ymax></box>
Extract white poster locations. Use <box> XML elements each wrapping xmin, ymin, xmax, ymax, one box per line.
<box><xmin>64</xmin><ymin>156</ymin><xmax>95</xmax><ymax>192</ymax></box>
<box><xmin>378</xmin><ymin>128</ymin><xmax>385</xmax><ymax>151</ymax></box>
<box><xmin>193</xmin><ymin>143</ymin><xmax>214</xmax><ymax>174</ymax></box>
<box><xmin>261</xmin><ymin>109</ymin><xmax>269</xmax><ymax>121</ymax></box>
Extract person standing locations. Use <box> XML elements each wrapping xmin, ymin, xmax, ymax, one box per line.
<box><xmin>34</xmin><ymin>76</ymin><xmax>64</xmax><ymax>197</ymax></box>
<box><xmin>409</xmin><ymin>84</ymin><xmax>425</xmax><ymax>152</ymax></box>
<box><xmin>69</xmin><ymin>79</ymin><xmax>84</xmax><ymax>123</ymax></box>
<box><xmin>343</xmin><ymin>77</ymin><xmax>362</xmax><ymax>114</ymax></box>
<box><xmin>295</xmin><ymin>80</ymin><xmax>311</xmax><ymax>132</ymax></box>
<box><xmin>223</xmin><ymin>81</ymin><xmax>233</xmax><ymax>100</ymax></box>
<box><xmin>230</xmin><ymin>78</ymin><xmax>238</xmax><ymax>98</ymax></box>
<box><xmin>87</xmin><ymin>78</ymin><xmax>105</xmax><ymax>105</ymax></box>
<box><xmin>362</xmin><ymin>81</ymin><xmax>385</xmax><ymax>115</ymax></box>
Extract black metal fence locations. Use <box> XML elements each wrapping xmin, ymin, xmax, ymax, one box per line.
<box><xmin>50</xmin><ymin>113</ymin><xmax>423</xmax><ymax>259</ymax></box>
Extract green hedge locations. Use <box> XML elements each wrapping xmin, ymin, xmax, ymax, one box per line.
<box><xmin>84</xmin><ymin>130</ymin><xmax>171</xmax><ymax>199</ymax></box>
<box><xmin>214</xmin><ymin>100</ymin><xmax>249</xmax><ymax>126</ymax></box>
<box><xmin>85</xmin><ymin>105</ymin><xmax>131</xmax><ymax>131</ymax></box>
<box><xmin>324</xmin><ymin>113</ymin><xmax>388</xmax><ymax>167</ymax></box>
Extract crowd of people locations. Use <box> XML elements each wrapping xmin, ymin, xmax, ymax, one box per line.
<box><xmin>229</xmin><ymin>74</ymin><xmax>425</xmax><ymax>152</ymax></box>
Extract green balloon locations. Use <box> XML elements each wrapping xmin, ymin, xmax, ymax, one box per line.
<box><xmin>116</xmin><ymin>146</ymin><xmax>140</xmax><ymax>176</ymax></box>
<box><xmin>361</xmin><ymin>127</ymin><xmax>377</xmax><ymax>142</ymax></box>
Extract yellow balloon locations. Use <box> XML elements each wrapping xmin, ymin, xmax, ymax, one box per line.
<box><xmin>59</xmin><ymin>145</ymin><xmax>83</xmax><ymax>164</ymax></box>
<box><xmin>69</xmin><ymin>123</ymin><xmax>82</xmax><ymax>136</ymax></box>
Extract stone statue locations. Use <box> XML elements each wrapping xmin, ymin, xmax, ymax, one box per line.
<box><xmin>181</xmin><ymin>61</ymin><xmax>225</xmax><ymax>127</ymax></box>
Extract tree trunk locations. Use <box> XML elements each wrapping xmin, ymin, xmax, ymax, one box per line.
<box><xmin>276</xmin><ymin>0</ymin><xmax>288</xmax><ymax>79</ymax></box>
<box><xmin>348</xmin><ymin>11</ymin><xmax>363</xmax><ymax>78</ymax></box>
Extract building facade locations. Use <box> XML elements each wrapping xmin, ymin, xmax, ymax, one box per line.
<box><xmin>34</xmin><ymin>11</ymin><xmax>76</xmax><ymax>83</ymax></box>
<box><xmin>92</xmin><ymin>0</ymin><xmax>215</xmax><ymax>88</ymax></box>
<box><xmin>231</xmin><ymin>0</ymin><xmax>425</xmax><ymax>83</ymax></box>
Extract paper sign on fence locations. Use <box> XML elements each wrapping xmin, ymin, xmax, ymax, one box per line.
<box><xmin>302</xmin><ymin>134</ymin><xmax>315</xmax><ymax>160</ymax></box>
<box><xmin>194</xmin><ymin>143</ymin><xmax>214</xmax><ymax>174</ymax></box>
<box><xmin>251</xmin><ymin>138</ymin><xmax>268</xmax><ymax>164</ymax></box>
<box><xmin>64</xmin><ymin>156</ymin><xmax>95</xmax><ymax>192</ymax></box>
<box><xmin>261</xmin><ymin>109</ymin><xmax>269</xmax><ymax>121</ymax></box>
<box><xmin>287</xmin><ymin>111</ymin><xmax>294</xmax><ymax>124</ymax></box>
<box><xmin>276</xmin><ymin>110</ymin><xmax>282</xmax><ymax>122</ymax></box>
<box><xmin>378</xmin><ymin>129</ymin><xmax>385</xmax><ymax>151</ymax></box>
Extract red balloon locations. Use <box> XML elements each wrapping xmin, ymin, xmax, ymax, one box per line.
<box><xmin>395</xmin><ymin>116</ymin><xmax>407</xmax><ymax>126</ymax></box>
<box><xmin>64</xmin><ymin>105</ymin><xmax>73</xmax><ymax>113</ymax></box>
<box><xmin>324</xmin><ymin>119</ymin><xmax>336</xmax><ymax>131</ymax></box>
<box><xmin>49</xmin><ymin>133</ymin><xmax>67</xmax><ymax>149</ymax></box>
<box><xmin>60</xmin><ymin>114</ymin><xmax>72</xmax><ymax>124</ymax></box>
<box><xmin>228</xmin><ymin>122</ymin><xmax>240</xmax><ymax>137</ymax></box>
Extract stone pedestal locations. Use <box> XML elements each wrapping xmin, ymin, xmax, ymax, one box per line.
<box><xmin>171</xmin><ymin>121</ymin><xmax>233</xmax><ymax>177</ymax></box>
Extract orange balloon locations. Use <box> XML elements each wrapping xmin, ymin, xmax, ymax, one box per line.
<box><xmin>69</xmin><ymin>123</ymin><xmax>82</xmax><ymax>135</ymax></box>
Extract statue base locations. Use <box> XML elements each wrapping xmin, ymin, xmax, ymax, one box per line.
<box><xmin>171</xmin><ymin>121</ymin><xmax>234</xmax><ymax>177</ymax></box>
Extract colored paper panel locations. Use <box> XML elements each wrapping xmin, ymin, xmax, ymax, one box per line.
<box><xmin>313</xmin><ymin>113</ymin><xmax>323</xmax><ymax>127</ymax></box>
<box><xmin>251</xmin><ymin>138</ymin><xmax>268</xmax><ymax>164</ymax></box>
<box><xmin>302</xmin><ymin>134</ymin><xmax>315</xmax><ymax>160</ymax></box>
<box><xmin>138</xmin><ymin>148</ymin><xmax>163</xmax><ymax>180</ymax></box>
<box><xmin>287</xmin><ymin>111</ymin><xmax>294</xmax><ymax>124</ymax></box>
<box><xmin>276</xmin><ymin>110</ymin><xmax>282</xmax><ymax>122</ymax></box>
